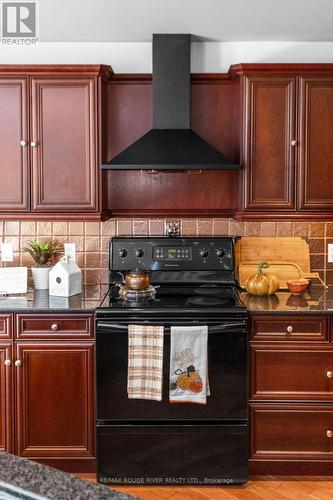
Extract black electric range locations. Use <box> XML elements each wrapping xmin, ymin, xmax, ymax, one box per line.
<box><xmin>95</xmin><ymin>237</ymin><xmax>248</xmax><ymax>486</ymax></box>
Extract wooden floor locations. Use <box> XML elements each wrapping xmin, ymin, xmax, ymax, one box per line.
<box><xmin>74</xmin><ymin>474</ymin><xmax>333</xmax><ymax>500</ymax></box>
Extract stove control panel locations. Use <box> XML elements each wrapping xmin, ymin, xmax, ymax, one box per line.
<box><xmin>110</xmin><ymin>237</ymin><xmax>235</xmax><ymax>271</ymax></box>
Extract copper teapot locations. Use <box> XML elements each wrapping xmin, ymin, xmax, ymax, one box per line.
<box><xmin>119</xmin><ymin>269</ymin><xmax>151</xmax><ymax>290</ymax></box>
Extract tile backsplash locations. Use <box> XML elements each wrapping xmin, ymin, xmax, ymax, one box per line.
<box><xmin>1</xmin><ymin>219</ymin><xmax>333</xmax><ymax>287</ymax></box>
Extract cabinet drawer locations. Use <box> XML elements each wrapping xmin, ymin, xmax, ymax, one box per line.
<box><xmin>251</xmin><ymin>315</ymin><xmax>328</xmax><ymax>342</ymax></box>
<box><xmin>15</xmin><ymin>314</ymin><xmax>94</xmax><ymax>340</ymax></box>
<box><xmin>251</xmin><ymin>345</ymin><xmax>333</xmax><ymax>401</ymax></box>
<box><xmin>0</xmin><ymin>314</ymin><xmax>12</xmax><ymax>340</ymax></box>
<box><xmin>250</xmin><ymin>404</ymin><xmax>333</xmax><ymax>461</ymax></box>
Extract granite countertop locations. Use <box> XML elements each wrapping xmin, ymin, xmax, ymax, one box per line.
<box><xmin>240</xmin><ymin>285</ymin><xmax>333</xmax><ymax>313</ymax></box>
<box><xmin>0</xmin><ymin>285</ymin><xmax>108</xmax><ymax>313</ymax></box>
<box><xmin>0</xmin><ymin>452</ymin><xmax>137</xmax><ymax>500</ymax></box>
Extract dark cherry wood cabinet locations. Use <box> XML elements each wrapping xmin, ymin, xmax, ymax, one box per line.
<box><xmin>242</xmin><ymin>76</ymin><xmax>296</xmax><ymax>211</ymax></box>
<box><xmin>0</xmin><ymin>78</ymin><xmax>29</xmax><ymax>211</ymax></box>
<box><xmin>31</xmin><ymin>78</ymin><xmax>98</xmax><ymax>212</ymax></box>
<box><xmin>236</xmin><ymin>65</ymin><xmax>333</xmax><ymax>219</ymax></box>
<box><xmin>251</xmin><ymin>344</ymin><xmax>333</xmax><ymax>401</ymax></box>
<box><xmin>250</xmin><ymin>314</ymin><xmax>329</xmax><ymax>342</ymax></box>
<box><xmin>1</xmin><ymin>63</ymin><xmax>333</xmax><ymax>219</ymax></box>
<box><xmin>299</xmin><ymin>76</ymin><xmax>333</xmax><ymax>211</ymax></box>
<box><xmin>0</xmin><ymin>312</ymin><xmax>95</xmax><ymax>471</ymax></box>
<box><xmin>0</xmin><ymin>343</ymin><xmax>14</xmax><ymax>453</ymax></box>
<box><xmin>0</xmin><ymin>65</ymin><xmax>111</xmax><ymax>220</ymax></box>
<box><xmin>15</xmin><ymin>341</ymin><xmax>94</xmax><ymax>460</ymax></box>
<box><xmin>15</xmin><ymin>313</ymin><xmax>94</xmax><ymax>340</ymax></box>
<box><xmin>250</xmin><ymin>312</ymin><xmax>333</xmax><ymax>474</ymax></box>
<box><xmin>251</xmin><ymin>404</ymin><xmax>333</xmax><ymax>462</ymax></box>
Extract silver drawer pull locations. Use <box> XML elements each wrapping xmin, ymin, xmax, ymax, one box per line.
<box><xmin>326</xmin><ymin>429</ymin><xmax>333</xmax><ymax>438</ymax></box>
<box><xmin>15</xmin><ymin>360</ymin><xmax>22</xmax><ymax>367</ymax></box>
<box><xmin>51</xmin><ymin>323</ymin><xmax>58</xmax><ymax>331</ymax></box>
<box><xmin>326</xmin><ymin>370</ymin><xmax>333</xmax><ymax>379</ymax></box>
<box><xmin>4</xmin><ymin>359</ymin><xmax>11</xmax><ymax>366</ymax></box>
<box><xmin>286</xmin><ymin>325</ymin><xmax>293</xmax><ymax>333</ymax></box>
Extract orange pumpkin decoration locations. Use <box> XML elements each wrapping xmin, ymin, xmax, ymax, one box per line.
<box><xmin>245</xmin><ymin>261</ymin><xmax>279</xmax><ymax>296</ymax></box>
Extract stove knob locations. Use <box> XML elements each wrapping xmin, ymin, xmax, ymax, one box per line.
<box><xmin>118</xmin><ymin>248</ymin><xmax>127</xmax><ymax>258</ymax></box>
<box><xmin>216</xmin><ymin>248</ymin><xmax>225</xmax><ymax>259</ymax></box>
<box><xmin>199</xmin><ymin>248</ymin><xmax>209</xmax><ymax>259</ymax></box>
<box><xmin>135</xmin><ymin>248</ymin><xmax>144</xmax><ymax>258</ymax></box>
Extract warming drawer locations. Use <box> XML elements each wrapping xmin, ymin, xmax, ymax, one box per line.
<box><xmin>97</xmin><ymin>423</ymin><xmax>248</xmax><ymax>485</ymax></box>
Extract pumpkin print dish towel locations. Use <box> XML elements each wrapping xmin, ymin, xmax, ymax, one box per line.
<box><xmin>128</xmin><ymin>324</ymin><xmax>164</xmax><ymax>401</ymax></box>
<box><xmin>169</xmin><ymin>326</ymin><xmax>209</xmax><ymax>404</ymax></box>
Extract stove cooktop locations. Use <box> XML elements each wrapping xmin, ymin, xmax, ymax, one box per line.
<box><xmin>97</xmin><ymin>284</ymin><xmax>246</xmax><ymax>313</ymax></box>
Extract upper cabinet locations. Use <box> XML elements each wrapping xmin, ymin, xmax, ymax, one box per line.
<box><xmin>237</xmin><ymin>65</ymin><xmax>333</xmax><ymax>219</ymax></box>
<box><xmin>0</xmin><ymin>78</ymin><xmax>29</xmax><ymax>211</ymax></box>
<box><xmin>1</xmin><ymin>64</ymin><xmax>333</xmax><ymax>220</ymax></box>
<box><xmin>0</xmin><ymin>65</ymin><xmax>111</xmax><ymax>220</ymax></box>
<box><xmin>299</xmin><ymin>76</ymin><xmax>333</xmax><ymax>211</ymax></box>
<box><xmin>31</xmin><ymin>78</ymin><xmax>97</xmax><ymax>212</ymax></box>
<box><xmin>242</xmin><ymin>75</ymin><xmax>296</xmax><ymax>211</ymax></box>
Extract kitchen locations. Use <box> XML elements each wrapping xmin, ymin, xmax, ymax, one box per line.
<box><xmin>1</xmin><ymin>0</ymin><xmax>333</xmax><ymax>499</ymax></box>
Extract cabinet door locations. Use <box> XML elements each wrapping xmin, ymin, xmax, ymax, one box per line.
<box><xmin>16</xmin><ymin>342</ymin><xmax>94</xmax><ymax>459</ymax></box>
<box><xmin>0</xmin><ymin>344</ymin><xmax>14</xmax><ymax>452</ymax></box>
<box><xmin>250</xmin><ymin>404</ymin><xmax>333</xmax><ymax>461</ymax></box>
<box><xmin>0</xmin><ymin>78</ymin><xmax>29</xmax><ymax>211</ymax></box>
<box><xmin>299</xmin><ymin>76</ymin><xmax>333</xmax><ymax>210</ymax></box>
<box><xmin>243</xmin><ymin>76</ymin><xmax>296</xmax><ymax>210</ymax></box>
<box><xmin>251</xmin><ymin>345</ymin><xmax>333</xmax><ymax>401</ymax></box>
<box><xmin>31</xmin><ymin>78</ymin><xmax>98</xmax><ymax>212</ymax></box>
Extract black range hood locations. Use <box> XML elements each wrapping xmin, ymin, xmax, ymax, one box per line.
<box><xmin>102</xmin><ymin>34</ymin><xmax>241</xmax><ymax>171</ymax></box>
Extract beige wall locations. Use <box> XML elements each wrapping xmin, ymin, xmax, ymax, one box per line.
<box><xmin>1</xmin><ymin>219</ymin><xmax>332</xmax><ymax>293</ymax></box>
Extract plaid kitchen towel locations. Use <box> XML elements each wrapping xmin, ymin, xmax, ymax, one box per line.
<box><xmin>127</xmin><ymin>324</ymin><xmax>164</xmax><ymax>401</ymax></box>
<box><xmin>169</xmin><ymin>325</ymin><xmax>209</xmax><ymax>404</ymax></box>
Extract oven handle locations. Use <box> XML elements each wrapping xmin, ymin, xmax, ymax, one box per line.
<box><xmin>96</xmin><ymin>321</ymin><xmax>247</xmax><ymax>334</ymax></box>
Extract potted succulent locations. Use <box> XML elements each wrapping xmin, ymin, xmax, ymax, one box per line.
<box><xmin>24</xmin><ymin>240</ymin><xmax>62</xmax><ymax>290</ymax></box>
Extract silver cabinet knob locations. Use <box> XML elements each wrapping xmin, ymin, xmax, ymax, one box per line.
<box><xmin>4</xmin><ymin>359</ymin><xmax>11</xmax><ymax>366</ymax></box>
<box><xmin>326</xmin><ymin>371</ymin><xmax>333</xmax><ymax>378</ymax></box>
<box><xmin>20</xmin><ymin>140</ymin><xmax>27</xmax><ymax>147</ymax></box>
<box><xmin>327</xmin><ymin>429</ymin><xmax>333</xmax><ymax>438</ymax></box>
<box><xmin>51</xmin><ymin>323</ymin><xmax>58</xmax><ymax>331</ymax></box>
<box><xmin>291</xmin><ymin>139</ymin><xmax>297</xmax><ymax>146</ymax></box>
<box><xmin>286</xmin><ymin>325</ymin><xmax>293</xmax><ymax>333</ymax></box>
<box><xmin>15</xmin><ymin>360</ymin><xmax>22</xmax><ymax>367</ymax></box>
<box><xmin>30</xmin><ymin>141</ymin><xmax>38</xmax><ymax>147</ymax></box>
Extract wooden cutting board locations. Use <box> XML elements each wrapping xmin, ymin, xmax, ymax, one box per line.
<box><xmin>235</xmin><ymin>237</ymin><xmax>325</xmax><ymax>289</ymax></box>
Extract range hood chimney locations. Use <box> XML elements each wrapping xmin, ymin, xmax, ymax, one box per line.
<box><xmin>101</xmin><ymin>34</ymin><xmax>241</xmax><ymax>170</ymax></box>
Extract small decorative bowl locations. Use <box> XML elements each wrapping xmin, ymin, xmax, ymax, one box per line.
<box><xmin>286</xmin><ymin>279</ymin><xmax>309</xmax><ymax>295</ymax></box>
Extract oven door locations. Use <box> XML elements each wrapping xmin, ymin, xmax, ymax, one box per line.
<box><xmin>96</xmin><ymin>317</ymin><xmax>248</xmax><ymax>422</ymax></box>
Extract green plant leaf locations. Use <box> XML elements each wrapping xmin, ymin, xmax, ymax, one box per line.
<box><xmin>23</xmin><ymin>240</ymin><xmax>62</xmax><ymax>267</ymax></box>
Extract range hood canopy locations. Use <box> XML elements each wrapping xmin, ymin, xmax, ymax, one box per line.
<box><xmin>102</xmin><ymin>34</ymin><xmax>241</xmax><ymax>171</ymax></box>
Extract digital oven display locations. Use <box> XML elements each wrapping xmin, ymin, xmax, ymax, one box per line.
<box><xmin>154</xmin><ymin>246</ymin><xmax>192</xmax><ymax>261</ymax></box>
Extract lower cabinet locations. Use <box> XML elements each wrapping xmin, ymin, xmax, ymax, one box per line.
<box><xmin>251</xmin><ymin>404</ymin><xmax>333</xmax><ymax>462</ymax></box>
<box><xmin>0</xmin><ymin>343</ymin><xmax>13</xmax><ymax>453</ymax></box>
<box><xmin>15</xmin><ymin>342</ymin><xmax>95</xmax><ymax>460</ymax></box>
<box><xmin>250</xmin><ymin>313</ymin><xmax>333</xmax><ymax>474</ymax></box>
<box><xmin>0</xmin><ymin>313</ymin><xmax>95</xmax><ymax>471</ymax></box>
